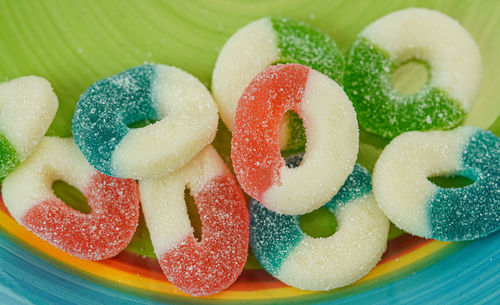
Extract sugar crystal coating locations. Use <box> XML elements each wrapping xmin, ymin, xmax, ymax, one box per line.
<box><xmin>231</xmin><ymin>64</ymin><xmax>358</xmax><ymax>215</ymax></box>
<box><xmin>73</xmin><ymin>64</ymin><xmax>218</xmax><ymax>179</ymax></box>
<box><xmin>373</xmin><ymin>127</ymin><xmax>500</xmax><ymax>241</ymax></box>
<box><xmin>250</xmin><ymin>164</ymin><xmax>389</xmax><ymax>290</ymax></box>
<box><xmin>0</xmin><ymin>76</ymin><xmax>58</xmax><ymax>178</ymax></box>
<box><xmin>428</xmin><ymin>128</ymin><xmax>500</xmax><ymax>240</ymax></box>
<box><xmin>0</xmin><ymin>134</ymin><xmax>19</xmax><ymax>180</ymax></box>
<box><xmin>73</xmin><ymin>65</ymin><xmax>157</xmax><ymax>176</ymax></box>
<box><xmin>212</xmin><ymin>16</ymin><xmax>344</xmax><ymax>154</ymax></box>
<box><xmin>212</xmin><ymin>16</ymin><xmax>344</xmax><ymax>135</ymax></box>
<box><xmin>271</xmin><ymin>17</ymin><xmax>344</xmax><ymax>83</ymax></box>
<box><xmin>1</xmin><ymin>137</ymin><xmax>140</xmax><ymax>260</ymax></box>
<box><xmin>139</xmin><ymin>146</ymin><xmax>249</xmax><ymax>296</ymax></box>
<box><xmin>344</xmin><ymin>8</ymin><xmax>481</xmax><ymax>138</ymax></box>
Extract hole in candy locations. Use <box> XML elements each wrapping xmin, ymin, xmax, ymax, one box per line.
<box><xmin>271</xmin><ymin>57</ymin><xmax>298</xmax><ymax>66</ymax></box>
<box><xmin>428</xmin><ymin>174</ymin><xmax>476</xmax><ymax>188</ymax></box>
<box><xmin>391</xmin><ymin>59</ymin><xmax>429</xmax><ymax>95</ymax></box>
<box><xmin>428</xmin><ymin>175</ymin><xmax>475</xmax><ymax>188</ymax></box>
<box><xmin>185</xmin><ymin>187</ymin><xmax>202</xmax><ymax>242</ymax></box>
<box><xmin>127</xmin><ymin>118</ymin><xmax>158</xmax><ymax>129</ymax></box>
<box><xmin>126</xmin><ymin>210</ymin><xmax>156</xmax><ymax>257</ymax></box>
<box><xmin>299</xmin><ymin>206</ymin><xmax>338</xmax><ymax>238</ymax></box>
<box><xmin>271</xmin><ymin>57</ymin><xmax>299</xmax><ymax>66</ymax></box>
<box><xmin>280</xmin><ymin>110</ymin><xmax>307</xmax><ymax>160</ymax></box>
<box><xmin>52</xmin><ymin>180</ymin><xmax>91</xmax><ymax>214</ymax></box>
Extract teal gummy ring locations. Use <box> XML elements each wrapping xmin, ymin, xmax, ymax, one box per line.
<box><xmin>250</xmin><ymin>163</ymin><xmax>389</xmax><ymax>290</ymax></box>
<box><xmin>72</xmin><ymin>64</ymin><xmax>218</xmax><ymax>179</ymax></box>
<box><xmin>373</xmin><ymin>126</ymin><xmax>500</xmax><ymax>241</ymax></box>
<box><xmin>344</xmin><ymin>8</ymin><xmax>482</xmax><ymax>139</ymax></box>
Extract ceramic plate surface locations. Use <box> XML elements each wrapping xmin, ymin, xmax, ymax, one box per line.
<box><xmin>0</xmin><ymin>1</ymin><xmax>499</xmax><ymax>304</ymax></box>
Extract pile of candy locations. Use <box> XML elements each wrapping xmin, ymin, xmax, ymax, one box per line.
<box><xmin>0</xmin><ymin>8</ymin><xmax>498</xmax><ymax>296</ymax></box>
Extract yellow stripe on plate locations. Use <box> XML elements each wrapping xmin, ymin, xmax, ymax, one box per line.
<box><xmin>361</xmin><ymin>241</ymin><xmax>449</xmax><ymax>282</ymax></box>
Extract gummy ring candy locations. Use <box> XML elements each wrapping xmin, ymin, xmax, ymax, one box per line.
<box><xmin>139</xmin><ymin>145</ymin><xmax>249</xmax><ymax>296</ymax></box>
<box><xmin>0</xmin><ymin>76</ymin><xmax>58</xmax><ymax>178</ymax></box>
<box><xmin>1</xmin><ymin>137</ymin><xmax>140</xmax><ymax>260</ymax></box>
<box><xmin>344</xmin><ymin>8</ymin><xmax>481</xmax><ymax>138</ymax></box>
<box><xmin>73</xmin><ymin>64</ymin><xmax>219</xmax><ymax>179</ymax></box>
<box><xmin>250</xmin><ymin>163</ymin><xmax>389</xmax><ymax>291</ymax></box>
<box><xmin>232</xmin><ymin>64</ymin><xmax>358</xmax><ymax>215</ymax></box>
<box><xmin>373</xmin><ymin>126</ymin><xmax>500</xmax><ymax>241</ymax></box>
<box><xmin>212</xmin><ymin>17</ymin><xmax>344</xmax><ymax>132</ymax></box>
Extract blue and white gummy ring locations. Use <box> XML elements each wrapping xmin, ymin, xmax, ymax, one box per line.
<box><xmin>212</xmin><ymin>16</ymin><xmax>344</xmax><ymax>132</ymax></box>
<box><xmin>250</xmin><ymin>163</ymin><xmax>389</xmax><ymax>291</ymax></box>
<box><xmin>72</xmin><ymin>64</ymin><xmax>219</xmax><ymax>179</ymax></box>
<box><xmin>139</xmin><ymin>146</ymin><xmax>249</xmax><ymax>296</ymax></box>
<box><xmin>0</xmin><ymin>76</ymin><xmax>58</xmax><ymax>178</ymax></box>
<box><xmin>231</xmin><ymin>64</ymin><xmax>358</xmax><ymax>215</ymax></box>
<box><xmin>344</xmin><ymin>8</ymin><xmax>482</xmax><ymax>138</ymax></box>
<box><xmin>373</xmin><ymin>126</ymin><xmax>500</xmax><ymax>241</ymax></box>
<box><xmin>1</xmin><ymin>137</ymin><xmax>140</xmax><ymax>261</ymax></box>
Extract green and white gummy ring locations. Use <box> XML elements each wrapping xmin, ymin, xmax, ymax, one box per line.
<box><xmin>344</xmin><ymin>8</ymin><xmax>482</xmax><ymax>139</ymax></box>
<box><xmin>212</xmin><ymin>17</ymin><xmax>344</xmax><ymax>139</ymax></box>
<box><xmin>373</xmin><ymin>127</ymin><xmax>500</xmax><ymax>241</ymax></box>
<box><xmin>0</xmin><ymin>76</ymin><xmax>58</xmax><ymax>178</ymax></box>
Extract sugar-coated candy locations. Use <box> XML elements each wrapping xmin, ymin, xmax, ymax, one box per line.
<box><xmin>139</xmin><ymin>145</ymin><xmax>249</xmax><ymax>296</ymax></box>
<box><xmin>73</xmin><ymin>64</ymin><xmax>219</xmax><ymax>179</ymax></box>
<box><xmin>1</xmin><ymin>137</ymin><xmax>140</xmax><ymax>260</ymax></box>
<box><xmin>232</xmin><ymin>64</ymin><xmax>358</xmax><ymax>215</ymax></box>
<box><xmin>373</xmin><ymin>127</ymin><xmax>500</xmax><ymax>241</ymax></box>
<box><xmin>250</xmin><ymin>163</ymin><xmax>389</xmax><ymax>291</ymax></box>
<box><xmin>0</xmin><ymin>76</ymin><xmax>58</xmax><ymax>178</ymax></box>
<box><xmin>212</xmin><ymin>17</ymin><xmax>344</xmax><ymax>134</ymax></box>
<box><xmin>344</xmin><ymin>8</ymin><xmax>481</xmax><ymax>138</ymax></box>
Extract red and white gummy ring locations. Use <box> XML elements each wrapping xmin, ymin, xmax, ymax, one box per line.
<box><xmin>139</xmin><ymin>145</ymin><xmax>249</xmax><ymax>296</ymax></box>
<box><xmin>1</xmin><ymin>137</ymin><xmax>140</xmax><ymax>261</ymax></box>
<box><xmin>231</xmin><ymin>64</ymin><xmax>358</xmax><ymax>215</ymax></box>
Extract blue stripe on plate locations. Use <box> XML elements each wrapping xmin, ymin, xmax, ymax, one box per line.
<box><xmin>324</xmin><ymin>230</ymin><xmax>500</xmax><ymax>305</ymax></box>
<box><xmin>0</xmin><ymin>230</ymin><xmax>167</xmax><ymax>305</ymax></box>
<box><xmin>0</xmin><ymin>223</ymin><xmax>499</xmax><ymax>304</ymax></box>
